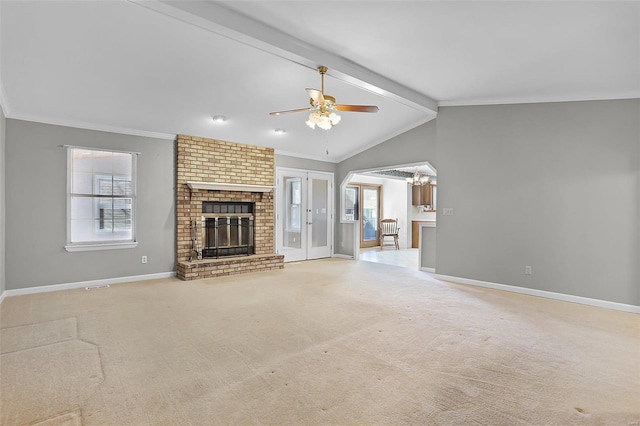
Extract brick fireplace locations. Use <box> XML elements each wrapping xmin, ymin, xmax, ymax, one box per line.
<box><xmin>175</xmin><ymin>135</ymin><xmax>284</xmax><ymax>281</ymax></box>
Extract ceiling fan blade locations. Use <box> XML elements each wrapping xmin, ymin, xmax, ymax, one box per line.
<box><xmin>306</xmin><ymin>88</ymin><xmax>325</xmax><ymax>104</ymax></box>
<box><xmin>333</xmin><ymin>104</ymin><xmax>379</xmax><ymax>113</ymax></box>
<box><xmin>269</xmin><ymin>107</ymin><xmax>311</xmax><ymax>116</ymax></box>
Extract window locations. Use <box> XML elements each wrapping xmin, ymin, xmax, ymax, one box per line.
<box><xmin>65</xmin><ymin>147</ymin><xmax>138</xmax><ymax>251</ymax></box>
<box><xmin>286</xmin><ymin>179</ymin><xmax>301</xmax><ymax>231</ymax></box>
<box><xmin>344</xmin><ymin>186</ymin><xmax>359</xmax><ymax>221</ymax></box>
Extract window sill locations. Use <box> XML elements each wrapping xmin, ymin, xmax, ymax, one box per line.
<box><xmin>65</xmin><ymin>242</ymin><xmax>138</xmax><ymax>252</ymax></box>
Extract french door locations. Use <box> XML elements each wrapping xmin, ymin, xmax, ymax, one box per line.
<box><xmin>276</xmin><ymin>168</ymin><xmax>333</xmax><ymax>262</ymax></box>
<box><xmin>360</xmin><ymin>185</ymin><xmax>381</xmax><ymax>248</ymax></box>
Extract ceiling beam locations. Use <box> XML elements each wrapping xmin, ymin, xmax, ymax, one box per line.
<box><xmin>128</xmin><ymin>0</ymin><xmax>438</xmax><ymax>116</ymax></box>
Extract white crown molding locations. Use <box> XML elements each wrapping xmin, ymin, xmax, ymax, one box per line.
<box><xmin>347</xmin><ymin>160</ymin><xmax>438</xmax><ymax>178</ymax></box>
<box><xmin>438</xmin><ymin>92</ymin><xmax>640</xmax><ymax>107</ymax></box>
<box><xmin>275</xmin><ymin>149</ymin><xmax>340</xmax><ymax>163</ymax></box>
<box><xmin>0</xmin><ymin>272</ymin><xmax>176</xmax><ymax>301</ymax></box>
<box><xmin>435</xmin><ymin>274</ymin><xmax>640</xmax><ymax>314</ymax></box>
<box><xmin>6</xmin><ymin>112</ymin><xmax>176</xmax><ymax>140</ymax></box>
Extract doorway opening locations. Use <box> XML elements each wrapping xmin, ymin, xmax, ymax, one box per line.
<box><xmin>344</xmin><ymin>163</ymin><xmax>436</xmax><ymax>270</ymax></box>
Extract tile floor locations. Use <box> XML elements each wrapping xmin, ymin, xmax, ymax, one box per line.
<box><xmin>359</xmin><ymin>246</ymin><xmax>419</xmax><ymax>269</ymax></box>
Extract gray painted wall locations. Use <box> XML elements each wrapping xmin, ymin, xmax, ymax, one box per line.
<box><xmin>335</xmin><ymin>120</ymin><xmax>438</xmax><ymax>256</ymax></box>
<box><xmin>275</xmin><ymin>154</ymin><xmax>337</xmax><ymax>173</ymax></box>
<box><xmin>436</xmin><ymin>100</ymin><xmax>639</xmax><ymax>305</ymax></box>
<box><xmin>4</xmin><ymin>99</ymin><xmax>638</xmax><ymax>307</ymax></box>
<box><xmin>0</xmin><ymin>106</ymin><xmax>5</xmax><ymax>296</ymax></box>
<box><xmin>5</xmin><ymin>120</ymin><xmax>175</xmax><ymax>290</ymax></box>
<box><xmin>336</xmin><ymin>222</ymin><xmax>355</xmax><ymax>256</ymax></box>
<box><xmin>420</xmin><ymin>225</ymin><xmax>436</xmax><ymax>269</ymax></box>
<box><xmin>335</xmin><ymin>99</ymin><xmax>639</xmax><ymax>306</ymax></box>
<box><xmin>337</xmin><ymin>119</ymin><xmax>437</xmax><ymax>185</ymax></box>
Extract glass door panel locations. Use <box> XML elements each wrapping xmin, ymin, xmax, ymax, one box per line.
<box><xmin>278</xmin><ymin>172</ymin><xmax>307</xmax><ymax>262</ymax></box>
<box><xmin>283</xmin><ymin>176</ymin><xmax>302</xmax><ymax>250</ymax></box>
<box><xmin>311</xmin><ymin>178</ymin><xmax>328</xmax><ymax>247</ymax></box>
<box><xmin>361</xmin><ymin>186</ymin><xmax>380</xmax><ymax>248</ymax></box>
<box><xmin>308</xmin><ymin>174</ymin><xmax>331</xmax><ymax>259</ymax></box>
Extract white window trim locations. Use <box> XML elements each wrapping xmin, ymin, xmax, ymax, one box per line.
<box><xmin>65</xmin><ymin>242</ymin><xmax>138</xmax><ymax>252</ymax></box>
<box><xmin>65</xmin><ymin>146</ymin><xmax>139</xmax><ymax>252</ymax></box>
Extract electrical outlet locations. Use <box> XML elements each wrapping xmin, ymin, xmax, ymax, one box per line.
<box><xmin>443</xmin><ymin>208</ymin><xmax>454</xmax><ymax>216</ymax></box>
<box><xmin>141</xmin><ymin>256</ymin><xmax>148</xmax><ymax>264</ymax></box>
<box><xmin>525</xmin><ymin>265</ymin><xmax>532</xmax><ymax>275</ymax></box>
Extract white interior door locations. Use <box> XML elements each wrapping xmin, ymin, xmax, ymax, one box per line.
<box><xmin>276</xmin><ymin>169</ymin><xmax>333</xmax><ymax>262</ymax></box>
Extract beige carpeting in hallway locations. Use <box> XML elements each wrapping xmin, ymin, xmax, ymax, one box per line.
<box><xmin>1</xmin><ymin>258</ymin><xmax>638</xmax><ymax>425</ymax></box>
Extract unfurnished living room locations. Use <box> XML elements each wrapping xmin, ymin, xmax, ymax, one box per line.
<box><xmin>0</xmin><ymin>1</ymin><xmax>638</xmax><ymax>425</ymax></box>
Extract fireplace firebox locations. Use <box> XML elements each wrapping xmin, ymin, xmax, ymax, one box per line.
<box><xmin>201</xmin><ymin>202</ymin><xmax>254</xmax><ymax>258</ymax></box>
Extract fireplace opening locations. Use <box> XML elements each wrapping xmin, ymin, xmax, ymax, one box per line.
<box><xmin>202</xmin><ymin>202</ymin><xmax>254</xmax><ymax>258</ymax></box>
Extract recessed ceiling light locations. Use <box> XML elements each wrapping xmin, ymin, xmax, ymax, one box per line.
<box><xmin>274</xmin><ymin>128</ymin><xmax>286</xmax><ymax>135</ymax></box>
<box><xmin>212</xmin><ymin>115</ymin><xmax>227</xmax><ymax>123</ymax></box>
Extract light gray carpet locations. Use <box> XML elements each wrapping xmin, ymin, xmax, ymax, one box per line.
<box><xmin>1</xmin><ymin>258</ymin><xmax>638</xmax><ymax>425</ymax></box>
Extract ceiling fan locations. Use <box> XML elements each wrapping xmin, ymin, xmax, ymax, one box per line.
<box><xmin>270</xmin><ymin>66</ymin><xmax>379</xmax><ymax>130</ymax></box>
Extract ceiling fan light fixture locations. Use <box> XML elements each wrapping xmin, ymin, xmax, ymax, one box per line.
<box><xmin>306</xmin><ymin>109</ymin><xmax>341</xmax><ymax>130</ymax></box>
<box><xmin>270</xmin><ymin>66</ymin><xmax>376</xmax><ymax>130</ymax></box>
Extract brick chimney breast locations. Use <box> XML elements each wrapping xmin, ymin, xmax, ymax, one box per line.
<box><xmin>175</xmin><ymin>135</ymin><xmax>283</xmax><ymax>280</ymax></box>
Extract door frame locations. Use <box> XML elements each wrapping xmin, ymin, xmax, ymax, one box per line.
<box><xmin>360</xmin><ymin>184</ymin><xmax>381</xmax><ymax>248</ymax></box>
<box><xmin>348</xmin><ymin>183</ymin><xmax>382</xmax><ymax>249</ymax></box>
<box><xmin>275</xmin><ymin>167</ymin><xmax>334</xmax><ymax>262</ymax></box>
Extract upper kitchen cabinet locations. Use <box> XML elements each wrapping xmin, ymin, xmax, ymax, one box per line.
<box><xmin>411</xmin><ymin>183</ymin><xmax>436</xmax><ymax>211</ymax></box>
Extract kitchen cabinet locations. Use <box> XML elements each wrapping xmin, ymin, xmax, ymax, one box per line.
<box><xmin>411</xmin><ymin>185</ymin><xmax>422</xmax><ymax>205</ymax></box>
<box><xmin>411</xmin><ymin>183</ymin><xmax>436</xmax><ymax>210</ymax></box>
<box><xmin>421</xmin><ymin>184</ymin><xmax>431</xmax><ymax>206</ymax></box>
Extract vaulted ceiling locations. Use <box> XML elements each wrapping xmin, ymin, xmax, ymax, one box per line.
<box><xmin>1</xmin><ymin>1</ymin><xmax>638</xmax><ymax>162</ymax></box>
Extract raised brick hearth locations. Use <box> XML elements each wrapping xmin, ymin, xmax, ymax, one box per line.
<box><xmin>175</xmin><ymin>135</ymin><xmax>284</xmax><ymax>280</ymax></box>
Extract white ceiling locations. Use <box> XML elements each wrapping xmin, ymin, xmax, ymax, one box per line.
<box><xmin>1</xmin><ymin>1</ymin><xmax>638</xmax><ymax>162</ymax></box>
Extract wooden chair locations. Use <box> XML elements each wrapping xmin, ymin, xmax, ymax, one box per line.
<box><xmin>379</xmin><ymin>218</ymin><xmax>400</xmax><ymax>250</ymax></box>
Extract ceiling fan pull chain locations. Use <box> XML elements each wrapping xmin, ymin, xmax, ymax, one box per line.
<box><xmin>325</xmin><ymin>129</ymin><xmax>330</xmax><ymax>155</ymax></box>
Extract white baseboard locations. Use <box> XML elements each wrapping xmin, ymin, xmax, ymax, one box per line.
<box><xmin>1</xmin><ymin>272</ymin><xmax>176</xmax><ymax>301</ymax></box>
<box><xmin>435</xmin><ymin>274</ymin><xmax>640</xmax><ymax>314</ymax></box>
<box><xmin>420</xmin><ymin>267</ymin><xmax>435</xmax><ymax>273</ymax></box>
<box><xmin>332</xmin><ymin>254</ymin><xmax>354</xmax><ymax>259</ymax></box>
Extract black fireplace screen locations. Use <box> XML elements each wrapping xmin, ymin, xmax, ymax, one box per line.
<box><xmin>202</xmin><ymin>202</ymin><xmax>254</xmax><ymax>258</ymax></box>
